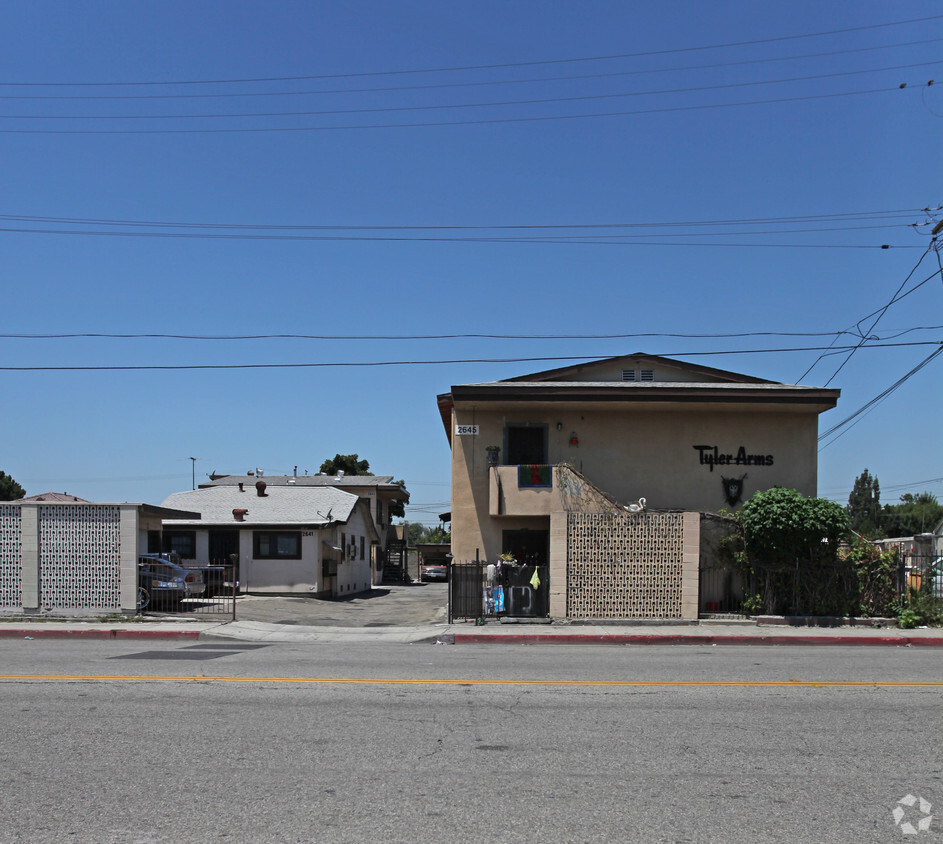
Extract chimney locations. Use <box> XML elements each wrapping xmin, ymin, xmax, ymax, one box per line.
<box><xmin>256</xmin><ymin>480</ymin><xmax>267</xmax><ymax>497</ymax></box>
<box><xmin>238</xmin><ymin>482</ymin><xmax>244</xmax><ymax>492</ymax></box>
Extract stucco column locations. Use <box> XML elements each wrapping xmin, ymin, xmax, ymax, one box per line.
<box><xmin>681</xmin><ymin>512</ymin><xmax>700</xmax><ymax>620</ymax></box>
<box><xmin>549</xmin><ymin>510</ymin><xmax>567</xmax><ymax>618</ymax></box>
<box><xmin>119</xmin><ymin>505</ymin><xmax>139</xmax><ymax>614</ymax></box>
<box><xmin>20</xmin><ymin>504</ymin><xmax>39</xmax><ymax>613</ymax></box>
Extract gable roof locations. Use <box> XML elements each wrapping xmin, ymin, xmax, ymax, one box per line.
<box><xmin>436</xmin><ymin>352</ymin><xmax>840</xmax><ymax>440</ymax></box>
<box><xmin>503</xmin><ymin>353</ymin><xmax>773</xmax><ymax>384</ymax></box>
<box><xmin>160</xmin><ymin>485</ymin><xmax>363</xmax><ymax>529</ymax></box>
<box><xmin>14</xmin><ymin>491</ymin><xmax>90</xmax><ymax>503</ymax></box>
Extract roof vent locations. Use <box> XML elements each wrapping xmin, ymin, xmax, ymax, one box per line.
<box><xmin>255</xmin><ymin>480</ymin><xmax>267</xmax><ymax>497</ymax></box>
<box><xmin>233</xmin><ymin>508</ymin><xmax>248</xmax><ymax>521</ymax></box>
<box><xmin>622</xmin><ymin>369</ymin><xmax>637</xmax><ymax>381</ymax></box>
<box><xmin>336</xmin><ymin>470</ymin><xmax>345</xmax><ymax>480</ymax></box>
<box><xmin>640</xmin><ymin>369</ymin><xmax>655</xmax><ymax>381</ymax></box>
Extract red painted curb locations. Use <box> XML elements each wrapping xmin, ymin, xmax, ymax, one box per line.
<box><xmin>0</xmin><ymin>629</ymin><xmax>202</xmax><ymax>640</ymax></box>
<box><xmin>451</xmin><ymin>633</ymin><xmax>943</xmax><ymax>646</ymax></box>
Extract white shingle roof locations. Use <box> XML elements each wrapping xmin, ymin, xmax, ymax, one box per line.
<box><xmin>160</xmin><ymin>485</ymin><xmax>360</xmax><ymax>527</ymax></box>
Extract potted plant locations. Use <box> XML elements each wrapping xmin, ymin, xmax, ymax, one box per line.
<box><xmin>485</xmin><ymin>445</ymin><xmax>501</xmax><ymax>466</ymax></box>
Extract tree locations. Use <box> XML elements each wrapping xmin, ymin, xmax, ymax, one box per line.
<box><xmin>737</xmin><ymin>487</ymin><xmax>852</xmax><ymax>616</ymax></box>
<box><xmin>0</xmin><ymin>471</ymin><xmax>25</xmax><ymax>501</ymax></box>
<box><xmin>319</xmin><ymin>455</ymin><xmax>408</xmax><ymax>517</ymax></box>
<box><xmin>882</xmin><ymin>492</ymin><xmax>943</xmax><ymax>537</ymax></box>
<box><xmin>388</xmin><ymin>479</ymin><xmax>407</xmax><ymax>518</ymax></box>
<box><xmin>403</xmin><ymin>522</ymin><xmax>451</xmax><ymax>545</ymax></box>
<box><xmin>846</xmin><ymin>468</ymin><xmax>881</xmax><ymax>537</ymax></box>
<box><xmin>319</xmin><ymin>454</ymin><xmax>372</xmax><ymax>476</ymax></box>
<box><xmin>741</xmin><ymin>487</ymin><xmax>849</xmax><ymax>569</ymax></box>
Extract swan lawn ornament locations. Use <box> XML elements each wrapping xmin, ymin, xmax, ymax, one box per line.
<box><xmin>625</xmin><ymin>497</ymin><xmax>647</xmax><ymax>513</ymax></box>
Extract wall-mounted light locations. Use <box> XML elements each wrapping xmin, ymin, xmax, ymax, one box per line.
<box><xmin>556</xmin><ymin>422</ymin><xmax>563</xmax><ymax>431</ymax></box>
<box><xmin>569</xmin><ymin>432</ymin><xmax>579</xmax><ymax>447</ymax></box>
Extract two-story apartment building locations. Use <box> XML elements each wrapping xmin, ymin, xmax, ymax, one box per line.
<box><xmin>438</xmin><ymin>353</ymin><xmax>839</xmax><ymax>619</ymax></box>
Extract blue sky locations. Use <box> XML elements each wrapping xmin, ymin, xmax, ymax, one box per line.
<box><xmin>2</xmin><ymin>2</ymin><xmax>941</xmax><ymax>524</ymax></box>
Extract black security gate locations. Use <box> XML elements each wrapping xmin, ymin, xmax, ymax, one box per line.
<box><xmin>449</xmin><ymin>561</ymin><xmax>550</xmax><ymax>622</ymax></box>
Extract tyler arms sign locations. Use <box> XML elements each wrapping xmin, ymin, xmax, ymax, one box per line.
<box><xmin>693</xmin><ymin>445</ymin><xmax>773</xmax><ymax>472</ymax></box>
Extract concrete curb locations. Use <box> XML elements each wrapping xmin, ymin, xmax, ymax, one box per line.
<box><xmin>0</xmin><ymin>628</ymin><xmax>202</xmax><ymax>641</ymax></box>
<box><xmin>449</xmin><ymin>633</ymin><xmax>943</xmax><ymax>647</ymax></box>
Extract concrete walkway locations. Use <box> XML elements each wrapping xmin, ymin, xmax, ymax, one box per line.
<box><xmin>2</xmin><ymin>584</ymin><xmax>941</xmax><ymax>645</ymax></box>
<box><xmin>1</xmin><ymin>616</ymin><xmax>943</xmax><ymax>646</ymax></box>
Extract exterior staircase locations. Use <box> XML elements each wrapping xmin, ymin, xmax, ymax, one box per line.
<box><xmin>382</xmin><ymin>540</ymin><xmax>410</xmax><ymax>584</ymax></box>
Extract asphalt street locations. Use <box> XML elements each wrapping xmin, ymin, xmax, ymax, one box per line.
<box><xmin>1</xmin><ymin>640</ymin><xmax>941</xmax><ymax>843</ymax></box>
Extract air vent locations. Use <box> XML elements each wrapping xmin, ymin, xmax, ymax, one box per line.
<box><xmin>622</xmin><ymin>369</ymin><xmax>637</xmax><ymax>381</ymax></box>
<box><xmin>640</xmin><ymin>370</ymin><xmax>655</xmax><ymax>381</ymax></box>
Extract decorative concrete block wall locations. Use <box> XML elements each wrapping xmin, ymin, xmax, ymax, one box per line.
<box><xmin>38</xmin><ymin>504</ymin><xmax>121</xmax><ymax>612</ymax></box>
<box><xmin>0</xmin><ymin>503</ymin><xmax>131</xmax><ymax>615</ymax></box>
<box><xmin>564</xmin><ymin>510</ymin><xmax>700</xmax><ymax>619</ymax></box>
<box><xmin>0</xmin><ymin>505</ymin><xmax>22</xmax><ymax>609</ymax></box>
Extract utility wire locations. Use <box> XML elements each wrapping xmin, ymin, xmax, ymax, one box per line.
<box><xmin>797</xmin><ymin>258</ymin><xmax>941</xmax><ymax>382</ymax></box>
<box><xmin>0</xmin><ymin>84</ymin><xmax>919</xmax><ymax>134</ymax></box>
<box><xmin>822</xmin><ymin>246</ymin><xmax>934</xmax><ymax>386</ymax></box>
<box><xmin>818</xmin><ymin>344</ymin><xmax>943</xmax><ymax>448</ymax></box>
<box><xmin>3</xmin><ymin>38</ymin><xmax>939</xmax><ymax>102</ymax></box>
<box><xmin>0</xmin><ymin>207</ymin><xmax>927</xmax><ymax>231</ymax></box>
<box><xmin>2</xmin><ymin>14</ymin><xmax>937</xmax><ymax>87</ymax></box>
<box><xmin>3</xmin><ymin>328</ymin><xmax>940</xmax><ymax>342</ymax></box>
<box><xmin>0</xmin><ymin>225</ymin><xmax>924</xmax><ymax>248</ymax></box>
<box><xmin>4</xmin><ymin>60</ymin><xmax>939</xmax><ymax>120</ymax></box>
<box><xmin>1</xmin><ymin>341</ymin><xmax>939</xmax><ymax>372</ymax></box>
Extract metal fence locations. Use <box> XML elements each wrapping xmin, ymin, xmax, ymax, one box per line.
<box><xmin>698</xmin><ymin>563</ymin><xmax>751</xmax><ymax>615</ymax></box>
<box><xmin>449</xmin><ymin>561</ymin><xmax>549</xmax><ymax>623</ymax></box>
<box><xmin>904</xmin><ymin>553</ymin><xmax>943</xmax><ymax>598</ymax></box>
<box><xmin>140</xmin><ymin>559</ymin><xmax>238</xmax><ymax>620</ymax></box>
<box><xmin>699</xmin><ymin>551</ymin><xmax>942</xmax><ymax>617</ymax></box>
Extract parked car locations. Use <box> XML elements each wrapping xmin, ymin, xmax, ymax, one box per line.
<box><xmin>137</xmin><ymin>554</ymin><xmax>205</xmax><ymax>609</ymax></box>
<box><xmin>419</xmin><ymin>561</ymin><xmax>449</xmax><ymax>582</ymax></box>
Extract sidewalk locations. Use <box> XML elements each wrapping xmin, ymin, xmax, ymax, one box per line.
<box><xmin>2</xmin><ymin>616</ymin><xmax>943</xmax><ymax>646</ymax></box>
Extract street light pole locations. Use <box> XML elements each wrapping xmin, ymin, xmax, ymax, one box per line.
<box><xmin>189</xmin><ymin>457</ymin><xmax>198</xmax><ymax>490</ymax></box>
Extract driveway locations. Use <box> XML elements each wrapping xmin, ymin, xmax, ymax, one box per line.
<box><xmin>231</xmin><ymin>582</ymin><xmax>448</xmax><ymax>627</ymax></box>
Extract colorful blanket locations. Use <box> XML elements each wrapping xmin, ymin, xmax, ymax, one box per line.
<box><xmin>518</xmin><ymin>464</ymin><xmax>552</xmax><ymax>487</ymax></box>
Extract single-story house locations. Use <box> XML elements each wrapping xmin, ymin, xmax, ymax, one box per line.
<box><xmin>198</xmin><ymin>471</ymin><xmax>409</xmax><ymax>585</ymax></box>
<box><xmin>161</xmin><ymin>479</ymin><xmax>380</xmax><ymax>597</ymax></box>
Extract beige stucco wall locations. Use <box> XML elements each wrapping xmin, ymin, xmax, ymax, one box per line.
<box><xmin>237</xmin><ymin>506</ymin><xmax>373</xmax><ymax>596</ymax></box>
<box><xmin>450</xmin><ymin>402</ymin><xmax>820</xmax><ymax>563</ymax></box>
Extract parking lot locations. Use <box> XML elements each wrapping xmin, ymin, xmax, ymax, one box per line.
<box><xmin>226</xmin><ymin>582</ymin><xmax>449</xmax><ymax>627</ymax></box>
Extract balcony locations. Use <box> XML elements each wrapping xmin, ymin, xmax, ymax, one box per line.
<box><xmin>489</xmin><ymin>465</ymin><xmax>558</xmax><ymax>517</ymax></box>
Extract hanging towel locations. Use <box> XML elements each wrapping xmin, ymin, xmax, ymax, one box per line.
<box><xmin>529</xmin><ymin>566</ymin><xmax>541</xmax><ymax>590</ymax></box>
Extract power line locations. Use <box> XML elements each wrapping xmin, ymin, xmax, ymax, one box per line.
<box><xmin>822</xmin><ymin>245</ymin><xmax>934</xmax><ymax>386</ymax></box>
<box><xmin>818</xmin><ymin>343</ymin><xmax>943</xmax><ymax>448</ymax></box>
<box><xmin>1</xmin><ymin>341</ymin><xmax>940</xmax><ymax>372</ymax></box>
<box><xmin>4</xmin><ymin>59</ymin><xmax>939</xmax><ymax>121</ymax></box>
<box><xmin>0</xmin><ymin>84</ymin><xmax>920</xmax><ymax>134</ymax></box>
<box><xmin>2</xmin><ymin>14</ymin><xmax>937</xmax><ymax>87</ymax></box>
<box><xmin>796</xmin><ymin>260</ymin><xmax>942</xmax><ymax>381</ymax></box>
<box><xmin>0</xmin><ymin>206</ymin><xmax>927</xmax><ymax>231</ymax></box>
<box><xmin>3</xmin><ymin>327</ymin><xmax>941</xmax><ymax>342</ymax></box>
<box><xmin>3</xmin><ymin>38</ymin><xmax>939</xmax><ymax>102</ymax></box>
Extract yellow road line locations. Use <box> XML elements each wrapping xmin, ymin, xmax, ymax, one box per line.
<box><xmin>0</xmin><ymin>674</ymin><xmax>941</xmax><ymax>687</ymax></box>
